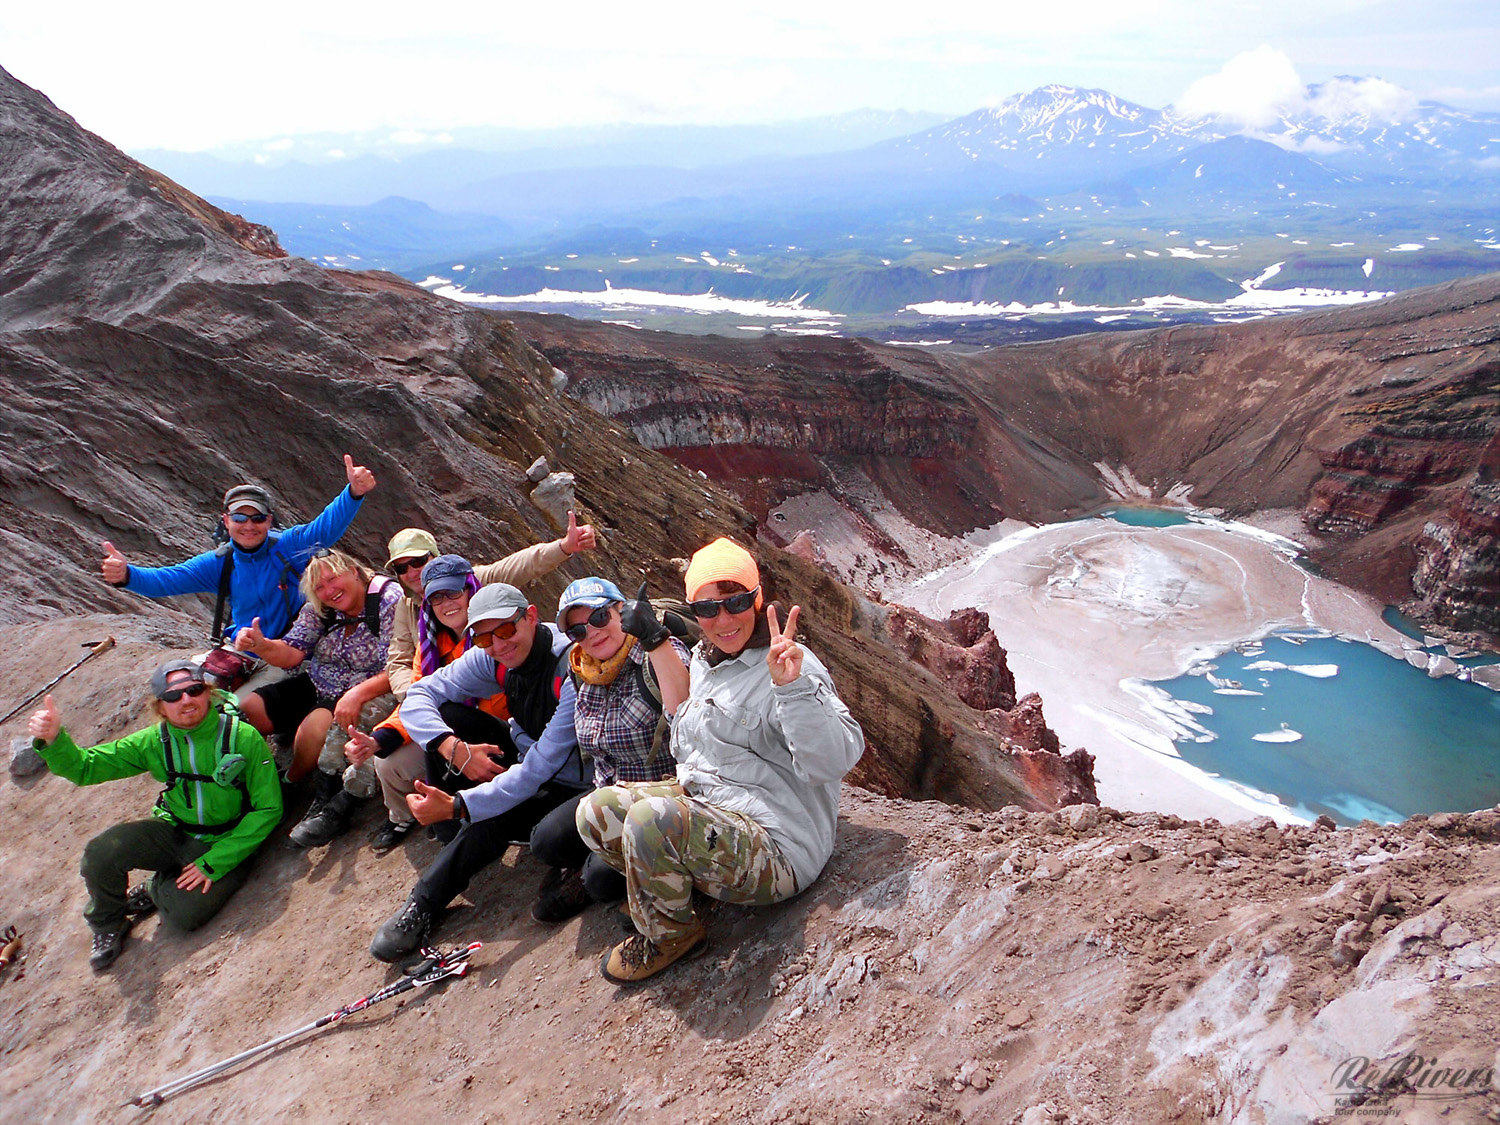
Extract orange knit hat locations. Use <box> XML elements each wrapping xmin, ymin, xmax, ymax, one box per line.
<box><xmin>684</xmin><ymin>537</ymin><xmax>763</xmax><ymax>608</ymax></box>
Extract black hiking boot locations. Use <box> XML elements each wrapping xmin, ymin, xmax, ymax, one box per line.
<box><xmin>124</xmin><ymin>883</ymin><xmax>157</xmax><ymax>918</ymax></box>
<box><xmin>89</xmin><ymin>927</ymin><xmax>127</xmax><ymax>972</ymax></box>
<box><xmin>531</xmin><ymin>866</ymin><xmax>590</xmax><ymax>924</ymax></box>
<box><xmin>370</xmin><ymin>892</ymin><xmax>434</xmax><ymax>963</ymax></box>
<box><xmin>289</xmin><ymin>780</ymin><xmax>359</xmax><ymax>849</ymax></box>
<box><xmin>369</xmin><ymin>819</ymin><xmax>416</xmax><ymax>856</ymax></box>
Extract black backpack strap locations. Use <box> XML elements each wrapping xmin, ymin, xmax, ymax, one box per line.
<box><xmin>365</xmin><ymin>577</ymin><xmax>388</xmax><ymax>638</ymax></box>
<box><xmin>632</xmin><ymin>652</ymin><xmax>670</xmax><ymax>769</ymax></box>
<box><xmin>209</xmin><ymin>544</ymin><xmax>234</xmax><ymax>644</ymax></box>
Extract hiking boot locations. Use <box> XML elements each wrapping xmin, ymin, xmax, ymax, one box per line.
<box><xmin>89</xmin><ymin>927</ymin><xmax>127</xmax><ymax>972</ymax></box>
<box><xmin>600</xmin><ymin>918</ymin><xmax>707</xmax><ymax>984</ymax></box>
<box><xmin>124</xmin><ymin>883</ymin><xmax>157</xmax><ymax>918</ymax></box>
<box><xmin>370</xmin><ymin>893</ymin><xmax>434</xmax><ymax>963</ymax></box>
<box><xmin>369</xmin><ymin>819</ymin><xmax>416</xmax><ymax>856</ymax></box>
<box><xmin>289</xmin><ymin>788</ymin><xmax>359</xmax><ymax>849</ymax></box>
<box><xmin>530</xmin><ymin>867</ymin><xmax>589</xmax><ymax>924</ymax></box>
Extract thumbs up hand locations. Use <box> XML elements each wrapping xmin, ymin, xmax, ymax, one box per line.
<box><xmin>100</xmin><ymin>541</ymin><xmax>129</xmax><ymax>585</ymax></box>
<box><xmin>344</xmin><ymin>454</ymin><xmax>376</xmax><ymax>497</ymax></box>
<box><xmin>234</xmin><ymin>617</ymin><xmax>267</xmax><ymax>654</ymax></box>
<box><xmin>28</xmin><ymin>694</ymin><xmax>61</xmax><ymax>745</ymax></box>
<box><xmin>561</xmin><ymin>510</ymin><xmax>596</xmax><ymax>555</ymax></box>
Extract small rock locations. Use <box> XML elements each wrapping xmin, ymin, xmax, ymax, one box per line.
<box><xmin>970</xmin><ymin>1068</ymin><xmax>991</xmax><ymax>1091</ymax></box>
<box><xmin>1003</xmin><ymin>1006</ymin><xmax>1031</xmax><ymax>1029</ymax></box>
<box><xmin>1428</xmin><ymin>812</ymin><xmax>1458</xmax><ymax>831</ymax></box>
<box><xmin>524</xmin><ymin>455</ymin><xmax>550</xmax><ymax>482</ymax></box>
<box><xmin>9</xmin><ymin>737</ymin><xmax>47</xmax><ymax>779</ymax></box>
<box><xmin>1313</xmin><ymin>814</ymin><xmax>1337</xmax><ymax>831</ymax></box>
<box><xmin>1064</xmin><ymin>804</ymin><xmax>1100</xmax><ymax>833</ymax></box>
<box><xmin>1441</xmin><ymin>922</ymin><xmax>1474</xmax><ymax>949</ymax></box>
<box><xmin>1020</xmin><ymin>1102</ymin><xmax>1057</xmax><ymax>1125</ymax></box>
<box><xmin>1248</xmin><ymin>815</ymin><xmax>1278</xmax><ymax>833</ymax></box>
<box><xmin>550</xmin><ymin>367</ymin><xmax>569</xmax><ymax>392</ymax></box>
<box><xmin>1188</xmin><ymin>840</ymin><xmax>1224</xmax><ymax>862</ymax></box>
<box><xmin>529</xmin><ymin>472</ymin><xmax>576</xmax><ymax>525</ymax></box>
<box><xmin>1127</xmin><ymin>841</ymin><xmax>1159</xmax><ymax>863</ymax></box>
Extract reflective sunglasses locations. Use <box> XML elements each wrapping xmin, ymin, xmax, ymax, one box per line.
<box><xmin>688</xmin><ymin>587</ymin><xmax>759</xmax><ymax>619</ymax></box>
<box><xmin>392</xmin><ymin>555</ymin><xmax>432</xmax><ymax>576</ymax></box>
<box><xmin>159</xmin><ymin>683</ymin><xmax>208</xmax><ymax>703</ymax></box>
<box><xmin>470</xmin><ymin>618</ymin><xmax>523</xmax><ymax>645</ymax></box>
<box><xmin>562</xmin><ymin>604</ymin><xmax>615</xmax><ymax>641</ymax></box>
<box><xmin>428</xmin><ymin>587</ymin><xmax>467</xmax><ymax>605</ymax></box>
<box><xmin>227</xmin><ymin>512</ymin><xmax>270</xmax><ymax>525</ymax></box>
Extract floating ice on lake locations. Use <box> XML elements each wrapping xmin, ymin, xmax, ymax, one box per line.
<box><xmin>1214</xmin><ymin>688</ymin><xmax>1263</xmax><ymax>696</ymax></box>
<box><xmin>1242</xmin><ymin>660</ymin><xmax>1338</xmax><ymax>678</ymax></box>
<box><xmin>1252</xmin><ymin>723</ymin><xmax>1303</xmax><ymax>743</ymax></box>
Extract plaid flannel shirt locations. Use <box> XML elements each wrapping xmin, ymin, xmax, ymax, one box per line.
<box><xmin>573</xmin><ymin>638</ymin><xmax>689</xmax><ymax>785</ymax></box>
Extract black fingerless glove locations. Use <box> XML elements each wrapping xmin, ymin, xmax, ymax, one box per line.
<box><xmin>620</xmin><ymin>582</ymin><xmax>670</xmax><ymax>651</ymax></box>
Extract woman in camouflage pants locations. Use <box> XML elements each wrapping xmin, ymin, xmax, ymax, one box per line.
<box><xmin>578</xmin><ymin>538</ymin><xmax>865</xmax><ymax>984</ymax></box>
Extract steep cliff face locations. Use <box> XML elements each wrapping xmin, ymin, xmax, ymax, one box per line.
<box><xmin>1411</xmin><ymin>431</ymin><xmax>1500</xmax><ymax>635</ymax></box>
<box><xmin>510</xmin><ymin>278</ymin><xmax>1500</xmax><ymax>644</ymax></box>
<box><xmin>0</xmin><ymin>64</ymin><xmax>1086</xmax><ymax>814</ymax></box>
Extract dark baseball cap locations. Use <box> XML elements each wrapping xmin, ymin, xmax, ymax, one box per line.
<box><xmin>223</xmin><ymin>484</ymin><xmax>272</xmax><ymax>515</ymax></box>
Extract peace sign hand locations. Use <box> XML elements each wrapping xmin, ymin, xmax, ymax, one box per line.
<box><xmin>766</xmin><ymin>604</ymin><xmax>804</xmax><ymax>686</ymax></box>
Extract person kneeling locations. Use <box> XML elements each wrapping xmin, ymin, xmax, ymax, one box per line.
<box><xmin>27</xmin><ymin>661</ymin><xmax>282</xmax><ymax>971</ymax></box>
<box><xmin>577</xmin><ymin>538</ymin><xmax>865</xmax><ymax>984</ymax></box>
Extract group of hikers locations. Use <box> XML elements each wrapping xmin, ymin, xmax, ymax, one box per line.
<box><xmin>27</xmin><ymin>454</ymin><xmax>866</xmax><ymax>985</ymax></box>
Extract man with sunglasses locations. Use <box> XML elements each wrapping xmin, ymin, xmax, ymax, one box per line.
<box><xmin>381</xmin><ymin>510</ymin><xmax>596</xmax><ymax>706</ymax></box>
<box><xmin>100</xmin><ymin>454</ymin><xmax>377</xmax><ymax>694</ymax></box>
<box><xmin>26</xmin><ymin>660</ymin><xmax>282</xmax><ymax>970</ymax></box>
<box><xmin>369</xmin><ymin>583</ymin><xmax>589</xmax><ymax>962</ymax></box>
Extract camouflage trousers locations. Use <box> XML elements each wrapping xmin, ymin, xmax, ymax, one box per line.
<box><xmin>576</xmin><ymin>781</ymin><xmax>798</xmax><ymax>944</ymax></box>
<box><xmin>318</xmin><ymin>693</ymin><xmax>397</xmax><ymax>799</ymax></box>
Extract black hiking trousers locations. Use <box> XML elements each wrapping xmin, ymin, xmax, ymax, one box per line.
<box><xmin>412</xmin><ymin>782</ymin><xmax>586</xmax><ymax>912</ymax></box>
<box><xmin>528</xmin><ymin>793</ymin><xmax>626</xmax><ymax>903</ymax></box>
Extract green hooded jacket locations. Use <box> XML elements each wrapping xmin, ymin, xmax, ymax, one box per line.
<box><xmin>37</xmin><ymin>693</ymin><xmax>282</xmax><ymax>880</ymax></box>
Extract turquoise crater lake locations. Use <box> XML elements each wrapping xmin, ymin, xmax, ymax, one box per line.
<box><xmin>1157</xmin><ymin>633</ymin><xmax>1500</xmax><ymax>826</ymax></box>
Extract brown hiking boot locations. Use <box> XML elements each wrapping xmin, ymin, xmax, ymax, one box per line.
<box><xmin>600</xmin><ymin>918</ymin><xmax>707</xmax><ymax>984</ymax></box>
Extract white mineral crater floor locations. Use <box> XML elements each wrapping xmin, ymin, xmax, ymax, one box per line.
<box><xmin>889</xmin><ymin>515</ymin><xmax>1410</xmax><ymax>824</ymax></box>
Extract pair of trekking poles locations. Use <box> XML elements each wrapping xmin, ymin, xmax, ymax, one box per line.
<box><xmin>125</xmin><ymin>942</ymin><xmax>481</xmax><ymax>1108</ymax></box>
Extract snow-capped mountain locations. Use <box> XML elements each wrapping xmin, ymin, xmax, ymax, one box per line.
<box><xmin>881</xmin><ymin>86</ymin><xmax>1218</xmax><ymax>179</ymax></box>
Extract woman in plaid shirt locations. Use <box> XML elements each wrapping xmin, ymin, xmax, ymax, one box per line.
<box><xmin>527</xmin><ymin>577</ymin><xmax>691</xmax><ymax>923</ymax></box>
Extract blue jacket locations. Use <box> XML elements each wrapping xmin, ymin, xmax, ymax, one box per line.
<box><xmin>122</xmin><ymin>486</ymin><xmax>364</xmax><ymax>641</ymax></box>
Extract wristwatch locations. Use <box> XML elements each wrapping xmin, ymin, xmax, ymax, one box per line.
<box><xmin>451</xmin><ymin>792</ymin><xmax>471</xmax><ymax>823</ymax></box>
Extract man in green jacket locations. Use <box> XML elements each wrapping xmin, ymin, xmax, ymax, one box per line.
<box><xmin>28</xmin><ymin>660</ymin><xmax>283</xmax><ymax>970</ymax></box>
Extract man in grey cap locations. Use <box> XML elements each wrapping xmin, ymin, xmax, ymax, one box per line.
<box><xmin>369</xmin><ymin>583</ymin><xmax>589</xmax><ymax>962</ymax></box>
<box><xmin>99</xmin><ymin>454</ymin><xmax>377</xmax><ymax>697</ymax></box>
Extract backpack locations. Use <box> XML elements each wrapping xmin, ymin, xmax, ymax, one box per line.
<box><xmin>320</xmin><ymin>575</ymin><xmax>392</xmax><ymax>637</ymax></box>
<box><xmin>154</xmin><ymin>701</ymin><xmax>250</xmax><ymax>835</ymax></box>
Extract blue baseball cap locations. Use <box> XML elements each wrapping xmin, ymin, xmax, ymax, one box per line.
<box><xmin>556</xmin><ymin>577</ymin><xmax>626</xmax><ymax>630</ymax></box>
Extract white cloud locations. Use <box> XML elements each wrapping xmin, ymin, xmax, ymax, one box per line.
<box><xmin>261</xmin><ymin>137</ymin><xmax>294</xmax><ymax>151</ymax></box>
<box><xmin>1305</xmin><ymin>76</ymin><xmax>1417</xmax><ymax>123</ymax></box>
<box><xmin>388</xmin><ymin>130</ymin><xmax>428</xmax><ymax>145</ymax></box>
<box><xmin>1175</xmin><ymin>46</ymin><xmax>1306</xmax><ymax>128</ymax></box>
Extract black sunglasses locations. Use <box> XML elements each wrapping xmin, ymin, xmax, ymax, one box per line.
<box><xmin>392</xmin><ymin>555</ymin><xmax>432</xmax><ymax>576</ymax></box>
<box><xmin>160</xmin><ymin>683</ymin><xmax>208</xmax><ymax>703</ymax></box>
<box><xmin>688</xmin><ymin>588</ymin><xmax>759</xmax><ymax>619</ymax></box>
<box><xmin>562</xmin><ymin>604</ymin><xmax>615</xmax><ymax>641</ymax></box>
<box><xmin>227</xmin><ymin>512</ymin><xmax>270</xmax><ymax>525</ymax></box>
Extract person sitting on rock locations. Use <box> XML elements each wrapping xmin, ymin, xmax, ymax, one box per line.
<box><xmin>577</xmin><ymin>537</ymin><xmax>865</xmax><ymax>983</ymax></box>
<box><xmin>369</xmin><ymin>583</ymin><xmax>589</xmax><ymax>963</ymax></box>
<box><xmin>355</xmin><ymin>516</ymin><xmax>595</xmax><ymax>855</ymax></box>
<box><xmin>525</xmin><ymin>577</ymin><xmax>693</xmax><ymax>923</ymax></box>
<box><xmin>99</xmin><ymin>455</ymin><xmax>377</xmax><ymax>697</ymax></box>
<box><xmin>26</xmin><ymin>660</ymin><xmax>282</xmax><ymax>971</ymax></box>
<box><xmin>234</xmin><ymin>547</ymin><xmax>402</xmax><ymax>847</ymax></box>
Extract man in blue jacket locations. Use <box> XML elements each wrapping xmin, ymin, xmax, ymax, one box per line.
<box><xmin>100</xmin><ymin>454</ymin><xmax>377</xmax><ymax>694</ymax></box>
<box><xmin>368</xmin><ymin>582</ymin><xmax>588</xmax><ymax>963</ymax></box>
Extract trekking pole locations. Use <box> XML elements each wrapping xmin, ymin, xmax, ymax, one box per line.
<box><xmin>125</xmin><ymin>941</ymin><xmax>481</xmax><ymax>1109</ymax></box>
<box><xmin>0</xmin><ymin>637</ymin><xmax>116</xmax><ymax>724</ymax></box>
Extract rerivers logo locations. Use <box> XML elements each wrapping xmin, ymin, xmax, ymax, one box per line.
<box><xmin>1330</xmin><ymin>1052</ymin><xmax>1494</xmax><ymax>1118</ymax></box>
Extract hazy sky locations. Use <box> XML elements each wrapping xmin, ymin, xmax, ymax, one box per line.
<box><xmin>3</xmin><ymin>0</ymin><xmax>1497</xmax><ymax>150</ymax></box>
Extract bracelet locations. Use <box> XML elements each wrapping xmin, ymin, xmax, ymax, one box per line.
<box><xmin>452</xmin><ymin>739</ymin><xmax>474</xmax><ymax>773</ymax></box>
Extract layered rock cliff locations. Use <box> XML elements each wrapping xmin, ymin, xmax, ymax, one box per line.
<box><xmin>511</xmin><ymin>278</ymin><xmax>1500</xmax><ymax>645</ymax></box>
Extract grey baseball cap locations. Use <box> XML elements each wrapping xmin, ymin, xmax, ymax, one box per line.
<box><xmin>150</xmin><ymin>659</ymin><xmax>206</xmax><ymax>699</ymax></box>
<box><xmin>467</xmin><ymin>583</ymin><xmax>530</xmax><ymax>628</ymax></box>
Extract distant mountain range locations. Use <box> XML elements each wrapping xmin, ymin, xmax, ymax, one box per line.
<box><xmin>136</xmin><ymin>82</ymin><xmax>1500</xmax><ymax>320</ymax></box>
